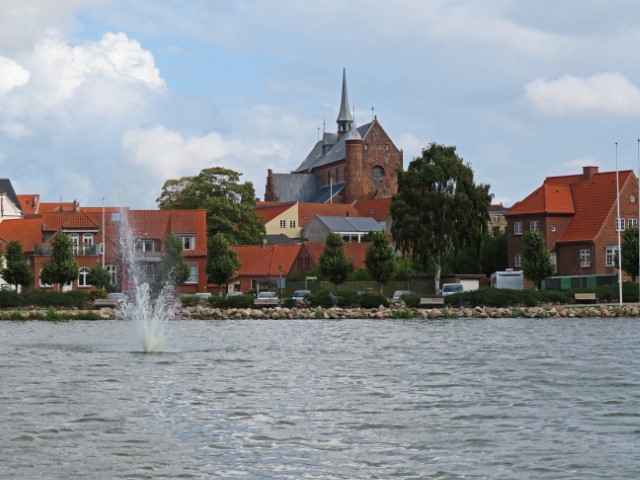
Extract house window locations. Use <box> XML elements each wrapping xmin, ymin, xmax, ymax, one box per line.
<box><xmin>135</xmin><ymin>239</ymin><xmax>154</xmax><ymax>252</ymax></box>
<box><xmin>289</xmin><ymin>220</ymin><xmax>296</xmax><ymax>228</ymax></box>
<box><xmin>530</xmin><ymin>220</ymin><xmax>540</xmax><ymax>231</ymax></box>
<box><xmin>180</xmin><ymin>235</ymin><xmax>195</xmax><ymax>250</ymax></box>
<box><xmin>83</xmin><ymin>234</ymin><xmax>93</xmax><ymax>245</ymax></box>
<box><xmin>78</xmin><ymin>266</ymin><xmax>90</xmax><ymax>287</ymax></box>
<box><xmin>186</xmin><ymin>264</ymin><xmax>198</xmax><ymax>284</ymax></box>
<box><xmin>372</xmin><ymin>166</ymin><xmax>384</xmax><ymax>180</ymax></box>
<box><xmin>629</xmin><ymin>218</ymin><xmax>638</xmax><ymax>228</ymax></box>
<box><xmin>514</xmin><ymin>221</ymin><xmax>523</xmax><ymax>235</ymax></box>
<box><xmin>106</xmin><ymin>265</ymin><xmax>117</xmax><ymax>285</ymax></box>
<box><xmin>385</xmin><ymin>144</ymin><xmax>390</xmax><ymax>151</ymax></box>
<box><xmin>493</xmin><ymin>215</ymin><xmax>499</xmax><ymax>222</ymax></box>
<box><xmin>514</xmin><ymin>254</ymin><xmax>522</xmax><ymax>267</ymax></box>
<box><xmin>39</xmin><ymin>269</ymin><xmax>52</xmax><ymax>288</ymax></box>
<box><xmin>279</xmin><ymin>219</ymin><xmax>286</xmax><ymax>228</ymax></box>
<box><xmin>68</xmin><ymin>233</ymin><xmax>80</xmax><ymax>254</ymax></box>
<box><xmin>550</xmin><ymin>251</ymin><xmax>557</xmax><ymax>266</ymax></box>
<box><xmin>605</xmin><ymin>246</ymin><xmax>618</xmax><ymax>267</ymax></box>
<box><xmin>616</xmin><ymin>218</ymin><xmax>626</xmax><ymax>231</ymax></box>
<box><xmin>580</xmin><ymin>249</ymin><xmax>591</xmax><ymax>268</ymax></box>
<box><xmin>364</xmin><ymin>143</ymin><xmax>368</xmax><ymax>151</ymax></box>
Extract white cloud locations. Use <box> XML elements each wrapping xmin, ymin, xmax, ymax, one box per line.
<box><xmin>0</xmin><ymin>122</ymin><xmax>32</xmax><ymax>139</ymax></box>
<box><xmin>0</xmin><ymin>56</ymin><xmax>30</xmax><ymax>98</ymax></box>
<box><xmin>524</xmin><ymin>73</ymin><xmax>640</xmax><ymax>116</ymax></box>
<box><xmin>121</xmin><ymin>125</ymin><xmax>291</xmax><ymax>191</ymax></box>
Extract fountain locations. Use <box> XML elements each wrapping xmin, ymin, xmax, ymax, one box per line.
<box><xmin>118</xmin><ymin>211</ymin><xmax>175</xmax><ymax>353</ymax></box>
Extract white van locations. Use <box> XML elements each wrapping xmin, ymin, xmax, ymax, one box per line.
<box><xmin>441</xmin><ymin>283</ymin><xmax>464</xmax><ymax>296</ymax></box>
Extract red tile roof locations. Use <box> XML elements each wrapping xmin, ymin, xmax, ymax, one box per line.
<box><xmin>38</xmin><ymin>202</ymin><xmax>78</xmax><ymax>213</ymax></box>
<box><xmin>42</xmin><ymin>211</ymin><xmax>100</xmax><ymax>230</ymax></box>
<box><xmin>231</xmin><ymin>244</ymin><xmax>302</xmax><ymax>276</ymax></box>
<box><xmin>254</xmin><ymin>202</ymin><xmax>296</xmax><ymax>223</ymax></box>
<box><xmin>17</xmin><ymin>194</ymin><xmax>39</xmax><ymax>214</ymax></box>
<box><xmin>507</xmin><ymin>169</ymin><xmax>634</xmax><ymax>243</ymax></box>
<box><xmin>301</xmin><ymin>241</ymin><xmax>370</xmax><ymax>270</ymax></box>
<box><xmin>298</xmin><ymin>203</ymin><xmax>360</xmax><ymax>226</ymax></box>
<box><xmin>0</xmin><ymin>217</ymin><xmax>44</xmax><ymax>253</ymax></box>
<box><xmin>353</xmin><ymin>198</ymin><xmax>391</xmax><ymax>221</ymax></box>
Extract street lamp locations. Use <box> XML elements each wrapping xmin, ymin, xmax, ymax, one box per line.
<box><xmin>278</xmin><ymin>264</ymin><xmax>283</xmax><ymax>297</ymax></box>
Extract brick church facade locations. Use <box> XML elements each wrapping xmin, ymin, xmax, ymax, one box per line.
<box><xmin>264</xmin><ymin>69</ymin><xmax>403</xmax><ymax>204</ymax></box>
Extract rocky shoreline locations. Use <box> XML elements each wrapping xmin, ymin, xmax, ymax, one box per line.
<box><xmin>13</xmin><ymin>303</ymin><xmax>640</xmax><ymax>320</ymax></box>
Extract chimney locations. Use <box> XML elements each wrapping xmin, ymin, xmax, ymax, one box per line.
<box><xmin>583</xmin><ymin>166</ymin><xmax>599</xmax><ymax>180</ymax></box>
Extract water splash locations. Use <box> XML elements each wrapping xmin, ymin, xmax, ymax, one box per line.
<box><xmin>117</xmin><ymin>211</ymin><xmax>175</xmax><ymax>353</ymax></box>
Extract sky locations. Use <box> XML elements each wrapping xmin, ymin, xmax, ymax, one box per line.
<box><xmin>2</xmin><ymin>0</ymin><xmax>640</xmax><ymax>209</ymax></box>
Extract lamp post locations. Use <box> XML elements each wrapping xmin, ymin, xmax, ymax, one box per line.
<box><xmin>278</xmin><ymin>264</ymin><xmax>283</xmax><ymax>298</ymax></box>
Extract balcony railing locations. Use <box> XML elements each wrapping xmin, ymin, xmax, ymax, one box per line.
<box><xmin>34</xmin><ymin>244</ymin><xmax>101</xmax><ymax>256</ymax></box>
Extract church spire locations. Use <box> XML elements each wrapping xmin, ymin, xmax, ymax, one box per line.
<box><xmin>336</xmin><ymin>67</ymin><xmax>354</xmax><ymax>136</ymax></box>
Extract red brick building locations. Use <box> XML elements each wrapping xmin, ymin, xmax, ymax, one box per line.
<box><xmin>264</xmin><ymin>69</ymin><xmax>403</xmax><ymax>204</ymax></box>
<box><xmin>0</xmin><ymin>208</ymin><xmax>208</xmax><ymax>293</ymax></box>
<box><xmin>506</xmin><ymin>166</ymin><xmax>639</xmax><ymax>277</ymax></box>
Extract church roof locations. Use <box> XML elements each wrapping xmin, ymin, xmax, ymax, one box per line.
<box><xmin>268</xmin><ymin>173</ymin><xmax>320</xmax><ymax>202</ymax></box>
<box><xmin>294</xmin><ymin>122</ymin><xmax>373</xmax><ymax>173</ymax></box>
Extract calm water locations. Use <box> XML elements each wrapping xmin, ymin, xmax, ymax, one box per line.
<box><xmin>1</xmin><ymin>318</ymin><xmax>639</xmax><ymax>479</ymax></box>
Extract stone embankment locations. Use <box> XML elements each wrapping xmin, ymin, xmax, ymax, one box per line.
<box><xmin>133</xmin><ymin>303</ymin><xmax>640</xmax><ymax>319</ymax></box>
<box><xmin>12</xmin><ymin>303</ymin><xmax>640</xmax><ymax>320</ymax></box>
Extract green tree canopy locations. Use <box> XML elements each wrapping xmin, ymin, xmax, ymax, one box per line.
<box><xmin>391</xmin><ymin>143</ymin><xmax>492</xmax><ymax>292</ymax></box>
<box><xmin>160</xmin><ymin>234</ymin><xmax>191</xmax><ymax>285</ymax></box>
<box><xmin>156</xmin><ymin>167</ymin><xmax>265</xmax><ymax>245</ymax></box>
<box><xmin>87</xmin><ymin>266</ymin><xmax>113</xmax><ymax>290</ymax></box>
<box><xmin>365</xmin><ymin>232</ymin><xmax>396</xmax><ymax>292</ymax></box>
<box><xmin>207</xmin><ymin>233</ymin><xmax>241</xmax><ymax>294</ymax></box>
<box><xmin>521</xmin><ymin>230</ymin><xmax>555</xmax><ymax>289</ymax></box>
<box><xmin>318</xmin><ymin>232</ymin><xmax>354</xmax><ymax>289</ymax></box>
<box><xmin>619</xmin><ymin>225</ymin><xmax>639</xmax><ymax>282</ymax></box>
<box><xmin>40</xmin><ymin>233</ymin><xmax>80</xmax><ymax>291</ymax></box>
<box><xmin>2</xmin><ymin>241</ymin><xmax>33</xmax><ymax>289</ymax></box>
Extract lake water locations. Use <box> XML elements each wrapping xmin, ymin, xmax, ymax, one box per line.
<box><xmin>1</xmin><ymin>318</ymin><xmax>639</xmax><ymax>479</ymax></box>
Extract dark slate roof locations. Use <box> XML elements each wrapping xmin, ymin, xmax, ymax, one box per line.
<box><xmin>270</xmin><ymin>173</ymin><xmax>320</xmax><ymax>202</ymax></box>
<box><xmin>0</xmin><ymin>179</ymin><xmax>21</xmax><ymax>211</ymax></box>
<box><xmin>294</xmin><ymin>122</ymin><xmax>373</xmax><ymax>173</ymax></box>
<box><xmin>266</xmin><ymin>234</ymin><xmax>300</xmax><ymax>245</ymax></box>
<box><xmin>316</xmin><ymin>215</ymin><xmax>384</xmax><ymax>232</ymax></box>
<box><xmin>308</xmin><ymin>182</ymin><xmax>346</xmax><ymax>203</ymax></box>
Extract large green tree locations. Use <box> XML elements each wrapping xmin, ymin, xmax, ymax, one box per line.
<box><xmin>87</xmin><ymin>266</ymin><xmax>113</xmax><ymax>290</ymax></box>
<box><xmin>2</xmin><ymin>241</ymin><xmax>33</xmax><ymax>289</ymax></box>
<box><xmin>318</xmin><ymin>232</ymin><xmax>353</xmax><ymax>289</ymax></box>
<box><xmin>391</xmin><ymin>143</ymin><xmax>492</xmax><ymax>293</ymax></box>
<box><xmin>156</xmin><ymin>167</ymin><xmax>265</xmax><ymax>245</ymax></box>
<box><xmin>160</xmin><ymin>234</ymin><xmax>191</xmax><ymax>285</ymax></box>
<box><xmin>207</xmin><ymin>233</ymin><xmax>241</xmax><ymax>294</ymax></box>
<box><xmin>521</xmin><ymin>230</ymin><xmax>555</xmax><ymax>289</ymax></box>
<box><xmin>365</xmin><ymin>232</ymin><xmax>396</xmax><ymax>293</ymax></box>
<box><xmin>40</xmin><ymin>233</ymin><xmax>80</xmax><ymax>291</ymax></box>
<box><xmin>619</xmin><ymin>225</ymin><xmax>639</xmax><ymax>281</ymax></box>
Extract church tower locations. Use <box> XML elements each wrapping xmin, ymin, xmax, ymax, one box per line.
<box><xmin>336</xmin><ymin>68</ymin><xmax>354</xmax><ymax>136</ymax></box>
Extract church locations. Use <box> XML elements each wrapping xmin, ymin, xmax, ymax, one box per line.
<box><xmin>264</xmin><ymin>69</ymin><xmax>403</xmax><ymax>204</ymax></box>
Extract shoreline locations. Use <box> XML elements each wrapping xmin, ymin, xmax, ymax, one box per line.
<box><xmin>3</xmin><ymin>303</ymin><xmax>640</xmax><ymax>320</ymax></box>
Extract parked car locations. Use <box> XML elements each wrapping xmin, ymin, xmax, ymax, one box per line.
<box><xmin>254</xmin><ymin>291</ymin><xmax>280</xmax><ymax>306</ymax></box>
<box><xmin>257</xmin><ymin>291</ymin><xmax>278</xmax><ymax>300</ymax></box>
<box><xmin>291</xmin><ymin>289</ymin><xmax>311</xmax><ymax>306</ymax></box>
<box><xmin>392</xmin><ymin>290</ymin><xmax>414</xmax><ymax>300</ymax></box>
<box><xmin>441</xmin><ymin>283</ymin><xmax>464</xmax><ymax>296</ymax></box>
<box><xmin>194</xmin><ymin>292</ymin><xmax>212</xmax><ymax>300</ymax></box>
<box><xmin>0</xmin><ymin>284</ymin><xmax>16</xmax><ymax>291</ymax></box>
<box><xmin>225</xmin><ymin>291</ymin><xmax>244</xmax><ymax>299</ymax></box>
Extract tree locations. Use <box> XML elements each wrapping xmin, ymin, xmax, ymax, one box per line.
<box><xmin>522</xmin><ymin>230</ymin><xmax>555</xmax><ymax>289</ymax></box>
<box><xmin>207</xmin><ymin>233</ymin><xmax>240</xmax><ymax>294</ymax></box>
<box><xmin>87</xmin><ymin>266</ymin><xmax>113</xmax><ymax>290</ymax></box>
<box><xmin>157</xmin><ymin>167</ymin><xmax>265</xmax><ymax>245</ymax></box>
<box><xmin>391</xmin><ymin>143</ymin><xmax>492</xmax><ymax>293</ymax></box>
<box><xmin>40</xmin><ymin>233</ymin><xmax>80</xmax><ymax>291</ymax></box>
<box><xmin>318</xmin><ymin>232</ymin><xmax>353</xmax><ymax>289</ymax></box>
<box><xmin>619</xmin><ymin>225</ymin><xmax>639</xmax><ymax>281</ymax></box>
<box><xmin>365</xmin><ymin>232</ymin><xmax>396</xmax><ymax>292</ymax></box>
<box><xmin>2</xmin><ymin>241</ymin><xmax>33</xmax><ymax>290</ymax></box>
<box><xmin>160</xmin><ymin>234</ymin><xmax>191</xmax><ymax>285</ymax></box>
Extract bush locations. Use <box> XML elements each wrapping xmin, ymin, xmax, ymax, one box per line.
<box><xmin>23</xmin><ymin>290</ymin><xmax>90</xmax><ymax>308</ymax></box>
<box><xmin>207</xmin><ymin>295</ymin><xmax>225</xmax><ymax>307</ymax></box>
<box><xmin>392</xmin><ymin>308</ymin><xmax>414</xmax><ymax>319</ymax></box>
<box><xmin>0</xmin><ymin>291</ymin><xmax>25</xmax><ymax>308</ymax></box>
<box><xmin>400</xmin><ymin>293</ymin><xmax>420</xmax><ymax>308</ymax></box>
<box><xmin>181</xmin><ymin>295</ymin><xmax>198</xmax><ymax>307</ymax></box>
<box><xmin>594</xmin><ymin>282</ymin><xmax>639</xmax><ymax>302</ymax></box>
<box><xmin>89</xmin><ymin>288</ymin><xmax>108</xmax><ymax>300</ymax></box>
<box><xmin>222</xmin><ymin>294</ymin><xmax>254</xmax><ymax>309</ymax></box>
<box><xmin>359</xmin><ymin>292</ymin><xmax>389</xmax><ymax>309</ymax></box>
<box><xmin>453</xmin><ymin>288</ymin><xmax>538</xmax><ymax>307</ymax></box>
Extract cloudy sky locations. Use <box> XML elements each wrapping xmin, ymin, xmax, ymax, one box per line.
<box><xmin>2</xmin><ymin>0</ymin><xmax>640</xmax><ymax>209</ymax></box>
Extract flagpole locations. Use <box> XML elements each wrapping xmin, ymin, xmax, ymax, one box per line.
<box><xmin>616</xmin><ymin>142</ymin><xmax>623</xmax><ymax>306</ymax></box>
<box><xmin>637</xmin><ymin>139</ymin><xmax>639</xmax><ymax>304</ymax></box>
